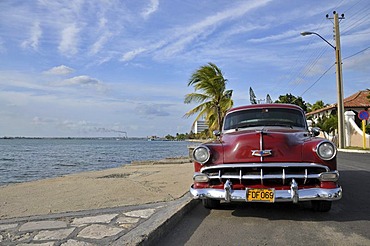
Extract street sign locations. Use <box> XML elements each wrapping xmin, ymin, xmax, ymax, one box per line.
<box><xmin>358</xmin><ymin>110</ymin><xmax>369</xmax><ymax>120</ymax></box>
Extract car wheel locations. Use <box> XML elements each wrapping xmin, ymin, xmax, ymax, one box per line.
<box><xmin>311</xmin><ymin>201</ymin><xmax>332</xmax><ymax>212</ymax></box>
<box><xmin>202</xmin><ymin>198</ymin><xmax>220</xmax><ymax>209</ymax></box>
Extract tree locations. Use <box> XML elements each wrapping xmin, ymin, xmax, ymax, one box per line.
<box><xmin>316</xmin><ymin>115</ymin><xmax>338</xmax><ymax>135</ymax></box>
<box><xmin>165</xmin><ymin>134</ymin><xmax>175</xmax><ymax>140</ymax></box>
<box><xmin>249</xmin><ymin>87</ymin><xmax>257</xmax><ymax>104</ymax></box>
<box><xmin>311</xmin><ymin>100</ymin><xmax>328</xmax><ymax>112</ymax></box>
<box><xmin>275</xmin><ymin>93</ymin><xmax>308</xmax><ymax>112</ymax></box>
<box><xmin>184</xmin><ymin>63</ymin><xmax>233</xmax><ymax>132</ymax></box>
<box><xmin>321</xmin><ymin>115</ymin><xmax>338</xmax><ymax>133</ymax></box>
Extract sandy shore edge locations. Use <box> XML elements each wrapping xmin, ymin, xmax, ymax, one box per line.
<box><xmin>0</xmin><ymin>157</ymin><xmax>193</xmax><ymax>220</ymax></box>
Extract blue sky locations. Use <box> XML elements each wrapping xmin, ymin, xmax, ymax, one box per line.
<box><xmin>0</xmin><ymin>0</ymin><xmax>369</xmax><ymax>137</ymax></box>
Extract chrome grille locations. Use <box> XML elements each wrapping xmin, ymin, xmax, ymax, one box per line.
<box><xmin>201</xmin><ymin>163</ymin><xmax>329</xmax><ymax>186</ymax></box>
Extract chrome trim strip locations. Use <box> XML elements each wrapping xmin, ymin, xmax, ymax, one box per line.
<box><xmin>260</xmin><ymin>169</ymin><xmax>263</xmax><ymax>185</ymax></box>
<box><xmin>208</xmin><ymin>173</ymin><xmax>321</xmax><ymax>180</ymax></box>
<box><xmin>304</xmin><ymin>169</ymin><xmax>308</xmax><ymax>184</ymax></box>
<box><xmin>259</xmin><ymin>130</ymin><xmax>263</xmax><ymax>162</ymax></box>
<box><xmin>190</xmin><ymin>185</ymin><xmax>342</xmax><ymax>202</ymax></box>
<box><xmin>200</xmin><ymin>163</ymin><xmax>330</xmax><ymax>173</ymax></box>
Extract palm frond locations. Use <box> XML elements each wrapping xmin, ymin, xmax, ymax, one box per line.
<box><xmin>184</xmin><ymin>93</ymin><xmax>210</xmax><ymax>104</ymax></box>
<box><xmin>185</xmin><ymin>63</ymin><xmax>234</xmax><ymax>132</ymax></box>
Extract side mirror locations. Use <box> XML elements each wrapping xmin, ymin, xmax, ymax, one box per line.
<box><xmin>213</xmin><ymin>130</ymin><xmax>221</xmax><ymax>137</ymax></box>
<box><xmin>310</xmin><ymin>127</ymin><xmax>321</xmax><ymax>137</ymax></box>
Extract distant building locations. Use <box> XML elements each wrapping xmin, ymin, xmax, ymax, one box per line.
<box><xmin>306</xmin><ymin>89</ymin><xmax>370</xmax><ymax>125</ymax></box>
<box><xmin>193</xmin><ymin>120</ymin><xmax>208</xmax><ymax>134</ymax></box>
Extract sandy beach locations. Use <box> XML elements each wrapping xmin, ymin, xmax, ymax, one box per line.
<box><xmin>0</xmin><ymin>158</ymin><xmax>193</xmax><ymax>220</ymax></box>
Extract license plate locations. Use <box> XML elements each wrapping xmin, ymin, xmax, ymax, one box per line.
<box><xmin>246</xmin><ymin>188</ymin><xmax>275</xmax><ymax>203</ymax></box>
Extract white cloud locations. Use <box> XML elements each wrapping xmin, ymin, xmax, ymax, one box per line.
<box><xmin>58</xmin><ymin>24</ymin><xmax>80</xmax><ymax>56</ymax></box>
<box><xmin>136</xmin><ymin>103</ymin><xmax>171</xmax><ymax>117</ymax></box>
<box><xmin>0</xmin><ymin>38</ymin><xmax>5</xmax><ymax>53</ymax></box>
<box><xmin>62</xmin><ymin>75</ymin><xmax>100</xmax><ymax>86</ymax></box>
<box><xmin>150</xmin><ymin>0</ymin><xmax>272</xmax><ymax>59</ymax></box>
<box><xmin>141</xmin><ymin>0</ymin><xmax>159</xmax><ymax>19</ymax></box>
<box><xmin>89</xmin><ymin>32</ymin><xmax>113</xmax><ymax>55</ymax></box>
<box><xmin>121</xmin><ymin>48</ymin><xmax>147</xmax><ymax>62</ymax></box>
<box><xmin>344</xmin><ymin>50</ymin><xmax>370</xmax><ymax>72</ymax></box>
<box><xmin>21</xmin><ymin>21</ymin><xmax>42</xmax><ymax>50</ymax></box>
<box><xmin>98</xmin><ymin>17</ymin><xmax>108</xmax><ymax>29</ymax></box>
<box><xmin>44</xmin><ymin>65</ymin><xmax>74</xmax><ymax>75</ymax></box>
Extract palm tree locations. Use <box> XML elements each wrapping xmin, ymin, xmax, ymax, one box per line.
<box><xmin>184</xmin><ymin>63</ymin><xmax>233</xmax><ymax>133</ymax></box>
<box><xmin>311</xmin><ymin>100</ymin><xmax>328</xmax><ymax>112</ymax></box>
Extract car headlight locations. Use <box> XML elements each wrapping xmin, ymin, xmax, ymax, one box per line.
<box><xmin>192</xmin><ymin>146</ymin><xmax>210</xmax><ymax>164</ymax></box>
<box><xmin>316</xmin><ymin>141</ymin><xmax>336</xmax><ymax>160</ymax></box>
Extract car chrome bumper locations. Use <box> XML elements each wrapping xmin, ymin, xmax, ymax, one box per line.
<box><xmin>190</xmin><ymin>185</ymin><xmax>342</xmax><ymax>203</ymax></box>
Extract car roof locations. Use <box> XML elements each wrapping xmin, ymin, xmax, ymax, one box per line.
<box><xmin>226</xmin><ymin>104</ymin><xmax>304</xmax><ymax>114</ymax></box>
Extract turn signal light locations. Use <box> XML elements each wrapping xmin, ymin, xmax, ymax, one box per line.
<box><xmin>319</xmin><ymin>171</ymin><xmax>339</xmax><ymax>182</ymax></box>
<box><xmin>193</xmin><ymin>173</ymin><xmax>209</xmax><ymax>182</ymax></box>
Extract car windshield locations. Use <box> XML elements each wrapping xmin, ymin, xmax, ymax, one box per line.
<box><xmin>223</xmin><ymin>108</ymin><xmax>307</xmax><ymax>131</ymax></box>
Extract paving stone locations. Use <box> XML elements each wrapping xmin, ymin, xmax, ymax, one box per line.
<box><xmin>71</xmin><ymin>214</ymin><xmax>118</xmax><ymax>226</ymax></box>
<box><xmin>19</xmin><ymin>221</ymin><xmax>67</xmax><ymax>231</ymax></box>
<box><xmin>17</xmin><ymin>242</ymin><xmax>55</xmax><ymax>246</ymax></box>
<box><xmin>61</xmin><ymin>239</ymin><xmax>97</xmax><ymax>246</ymax></box>
<box><xmin>116</xmin><ymin>216</ymin><xmax>141</xmax><ymax>224</ymax></box>
<box><xmin>11</xmin><ymin>232</ymin><xmax>33</xmax><ymax>241</ymax></box>
<box><xmin>118</xmin><ymin>223</ymin><xmax>136</xmax><ymax>229</ymax></box>
<box><xmin>123</xmin><ymin>208</ymin><xmax>156</xmax><ymax>218</ymax></box>
<box><xmin>34</xmin><ymin>228</ymin><xmax>75</xmax><ymax>241</ymax></box>
<box><xmin>0</xmin><ymin>223</ymin><xmax>18</xmax><ymax>231</ymax></box>
<box><xmin>77</xmin><ymin>224</ymin><xmax>123</xmax><ymax>239</ymax></box>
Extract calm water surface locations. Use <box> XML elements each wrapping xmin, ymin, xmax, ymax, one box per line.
<box><xmin>0</xmin><ymin>138</ymin><xmax>193</xmax><ymax>186</ymax></box>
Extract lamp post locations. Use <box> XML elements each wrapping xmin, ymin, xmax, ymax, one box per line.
<box><xmin>300</xmin><ymin>16</ymin><xmax>345</xmax><ymax>149</ymax></box>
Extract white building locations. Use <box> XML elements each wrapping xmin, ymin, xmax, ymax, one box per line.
<box><xmin>193</xmin><ymin>120</ymin><xmax>208</xmax><ymax>134</ymax></box>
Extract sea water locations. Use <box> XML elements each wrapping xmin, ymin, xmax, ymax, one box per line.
<box><xmin>0</xmin><ymin>138</ymin><xmax>193</xmax><ymax>186</ymax></box>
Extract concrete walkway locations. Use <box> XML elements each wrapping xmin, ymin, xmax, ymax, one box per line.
<box><xmin>0</xmin><ymin>194</ymin><xmax>197</xmax><ymax>246</ymax></box>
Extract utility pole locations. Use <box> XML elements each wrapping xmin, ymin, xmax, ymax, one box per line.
<box><xmin>327</xmin><ymin>11</ymin><xmax>345</xmax><ymax>149</ymax></box>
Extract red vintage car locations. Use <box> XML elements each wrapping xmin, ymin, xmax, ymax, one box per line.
<box><xmin>190</xmin><ymin>104</ymin><xmax>342</xmax><ymax>212</ymax></box>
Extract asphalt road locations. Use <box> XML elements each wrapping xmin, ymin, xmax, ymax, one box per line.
<box><xmin>156</xmin><ymin>152</ymin><xmax>370</xmax><ymax>246</ymax></box>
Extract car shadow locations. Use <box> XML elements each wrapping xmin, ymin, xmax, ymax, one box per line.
<box><xmin>219</xmin><ymin>170</ymin><xmax>370</xmax><ymax>222</ymax></box>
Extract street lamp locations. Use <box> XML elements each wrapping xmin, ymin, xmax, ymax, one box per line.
<box><xmin>300</xmin><ymin>31</ymin><xmax>335</xmax><ymax>49</ymax></box>
<box><xmin>300</xmin><ymin>28</ymin><xmax>345</xmax><ymax>149</ymax></box>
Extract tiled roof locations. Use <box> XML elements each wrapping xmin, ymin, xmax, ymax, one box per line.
<box><xmin>343</xmin><ymin>89</ymin><xmax>370</xmax><ymax>107</ymax></box>
<box><xmin>306</xmin><ymin>89</ymin><xmax>370</xmax><ymax>116</ymax></box>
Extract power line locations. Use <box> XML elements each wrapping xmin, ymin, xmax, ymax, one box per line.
<box><xmin>296</xmin><ymin>43</ymin><xmax>370</xmax><ymax>99</ymax></box>
<box><xmin>341</xmin><ymin>2</ymin><xmax>370</xmax><ymax>35</ymax></box>
<box><xmin>343</xmin><ymin>45</ymin><xmax>370</xmax><ymax>60</ymax></box>
<box><xmin>298</xmin><ymin>63</ymin><xmax>335</xmax><ymax>98</ymax></box>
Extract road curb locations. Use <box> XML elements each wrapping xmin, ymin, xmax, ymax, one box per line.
<box><xmin>338</xmin><ymin>149</ymin><xmax>370</xmax><ymax>154</ymax></box>
<box><xmin>112</xmin><ymin>193</ymin><xmax>199</xmax><ymax>246</ymax></box>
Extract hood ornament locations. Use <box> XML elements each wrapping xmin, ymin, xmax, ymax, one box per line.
<box><xmin>253</xmin><ymin>128</ymin><xmax>271</xmax><ymax>161</ymax></box>
<box><xmin>251</xmin><ymin>150</ymin><xmax>272</xmax><ymax>157</ymax></box>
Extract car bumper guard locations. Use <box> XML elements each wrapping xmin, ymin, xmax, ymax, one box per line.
<box><xmin>190</xmin><ymin>179</ymin><xmax>342</xmax><ymax>203</ymax></box>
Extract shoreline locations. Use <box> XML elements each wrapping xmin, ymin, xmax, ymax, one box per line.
<box><xmin>0</xmin><ymin>138</ymin><xmax>195</xmax><ymax>186</ymax></box>
<box><xmin>0</xmin><ymin>156</ymin><xmax>190</xmax><ymax>188</ymax></box>
<box><xmin>0</xmin><ymin>157</ymin><xmax>193</xmax><ymax>220</ymax></box>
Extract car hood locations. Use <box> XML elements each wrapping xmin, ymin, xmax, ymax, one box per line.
<box><xmin>221</xmin><ymin>128</ymin><xmax>309</xmax><ymax>163</ymax></box>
